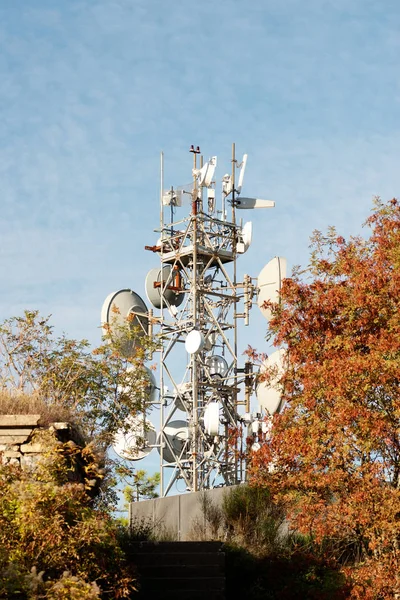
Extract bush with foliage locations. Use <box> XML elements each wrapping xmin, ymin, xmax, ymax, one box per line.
<box><xmin>0</xmin><ymin>452</ymin><xmax>136</xmax><ymax>598</ymax></box>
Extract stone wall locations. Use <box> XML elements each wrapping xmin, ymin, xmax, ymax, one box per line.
<box><xmin>0</xmin><ymin>414</ymin><xmax>80</xmax><ymax>471</ymax></box>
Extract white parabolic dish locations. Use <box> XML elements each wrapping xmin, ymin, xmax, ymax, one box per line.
<box><xmin>257</xmin><ymin>257</ymin><xmax>287</xmax><ymax>321</ymax></box>
<box><xmin>256</xmin><ymin>348</ymin><xmax>286</xmax><ymax>416</ymax></box>
<box><xmin>157</xmin><ymin>420</ymin><xmax>191</xmax><ymax>463</ymax></box>
<box><xmin>185</xmin><ymin>330</ymin><xmax>205</xmax><ymax>354</ymax></box>
<box><xmin>101</xmin><ymin>289</ymin><xmax>148</xmax><ymax>357</ymax></box>
<box><xmin>112</xmin><ymin>416</ymin><xmax>156</xmax><ymax>461</ymax></box>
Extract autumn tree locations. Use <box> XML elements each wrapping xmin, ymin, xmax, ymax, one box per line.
<box><xmin>250</xmin><ymin>198</ymin><xmax>400</xmax><ymax>598</ymax></box>
<box><xmin>0</xmin><ymin>310</ymin><xmax>156</xmax><ymax>446</ymax></box>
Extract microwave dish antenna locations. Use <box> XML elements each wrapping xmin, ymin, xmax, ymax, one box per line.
<box><xmin>112</xmin><ymin>416</ymin><xmax>156</xmax><ymax>461</ymax></box>
<box><xmin>256</xmin><ymin>348</ymin><xmax>286</xmax><ymax>415</ymax></box>
<box><xmin>257</xmin><ymin>257</ymin><xmax>287</xmax><ymax>321</ymax></box>
<box><xmin>118</xmin><ymin>366</ymin><xmax>158</xmax><ymax>406</ymax></box>
<box><xmin>145</xmin><ymin>265</ymin><xmax>184</xmax><ymax>309</ymax></box>
<box><xmin>205</xmin><ymin>355</ymin><xmax>229</xmax><ymax>379</ymax></box>
<box><xmin>185</xmin><ymin>330</ymin><xmax>205</xmax><ymax>355</ymax></box>
<box><xmin>157</xmin><ymin>420</ymin><xmax>191</xmax><ymax>464</ymax></box>
<box><xmin>101</xmin><ymin>289</ymin><xmax>148</xmax><ymax>357</ymax></box>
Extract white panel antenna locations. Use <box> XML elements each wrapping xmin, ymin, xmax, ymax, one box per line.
<box><xmin>257</xmin><ymin>257</ymin><xmax>287</xmax><ymax>321</ymax></box>
<box><xmin>236</xmin><ymin>153</ymin><xmax>248</xmax><ymax>195</ymax></box>
<box><xmin>162</xmin><ymin>189</ymin><xmax>183</xmax><ymax>206</ymax></box>
<box><xmin>256</xmin><ymin>348</ymin><xmax>286</xmax><ymax>415</ymax></box>
<box><xmin>204</xmin><ymin>402</ymin><xmax>220</xmax><ymax>436</ymax></box>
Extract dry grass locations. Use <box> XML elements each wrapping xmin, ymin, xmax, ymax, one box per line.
<box><xmin>0</xmin><ymin>391</ymin><xmax>76</xmax><ymax>427</ymax></box>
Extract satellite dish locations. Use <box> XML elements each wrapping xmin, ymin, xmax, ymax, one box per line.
<box><xmin>112</xmin><ymin>416</ymin><xmax>156</xmax><ymax>461</ymax></box>
<box><xmin>185</xmin><ymin>330</ymin><xmax>205</xmax><ymax>354</ymax></box>
<box><xmin>257</xmin><ymin>257</ymin><xmax>287</xmax><ymax>321</ymax></box>
<box><xmin>204</xmin><ymin>402</ymin><xmax>220</xmax><ymax>436</ymax></box>
<box><xmin>101</xmin><ymin>289</ymin><xmax>148</xmax><ymax>357</ymax></box>
<box><xmin>256</xmin><ymin>348</ymin><xmax>285</xmax><ymax>415</ymax></box>
<box><xmin>205</xmin><ymin>355</ymin><xmax>228</xmax><ymax>378</ymax></box>
<box><xmin>157</xmin><ymin>420</ymin><xmax>191</xmax><ymax>463</ymax></box>
<box><xmin>195</xmin><ymin>156</ymin><xmax>217</xmax><ymax>187</ymax></box>
<box><xmin>118</xmin><ymin>366</ymin><xmax>158</xmax><ymax>405</ymax></box>
<box><xmin>145</xmin><ymin>265</ymin><xmax>184</xmax><ymax>309</ymax></box>
<box><xmin>235</xmin><ymin>197</ymin><xmax>275</xmax><ymax>209</ymax></box>
<box><xmin>236</xmin><ymin>154</ymin><xmax>248</xmax><ymax>195</ymax></box>
<box><xmin>174</xmin><ymin>382</ymin><xmax>192</xmax><ymax>412</ymax></box>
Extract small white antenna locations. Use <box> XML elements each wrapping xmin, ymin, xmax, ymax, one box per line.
<box><xmin>236</xmin><ymin>153</ymin><xmax>248</xmax><ymax>195</ymax></box>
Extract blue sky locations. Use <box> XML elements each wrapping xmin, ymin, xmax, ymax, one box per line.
<box><xmin>1</xmin><ymin>0</ymin><xmax>399</xmax><ymax>478</ymax></box>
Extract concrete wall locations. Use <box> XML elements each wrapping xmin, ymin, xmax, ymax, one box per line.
<box><xmin>129</xmin><ymin>485</ymin><xmax>240</xmax><ymax>541</ymax></box>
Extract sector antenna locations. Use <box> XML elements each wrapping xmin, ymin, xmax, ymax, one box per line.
<box><xmin>101</xmin><ymin>144</ymin><xmax>287</xmax><ymax>497</ymax></box>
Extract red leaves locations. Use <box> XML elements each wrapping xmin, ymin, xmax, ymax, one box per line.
<box><xmin>250</xmin><ymin>199</ymin><xmax>400</xmax><ymax>597</ymax></box>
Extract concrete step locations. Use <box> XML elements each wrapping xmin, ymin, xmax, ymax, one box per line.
<box><xmin>130</xmin><ymin>541</ymin><xmax>224</xmax><ymax>553</ymax></box>
<box><xmin>137</xmin><ymin>564</ymin><xmax>224</xmax><ymax>578</ymax></box>
<box><xmin>130</xmin><ymin>541</ymin><xmax>226</xmax><ymax>599</ymax></box>
<box><xmin>133</xmin><ymin>551</ymin><xmax>225</xmax><ymax>568</ymax></box>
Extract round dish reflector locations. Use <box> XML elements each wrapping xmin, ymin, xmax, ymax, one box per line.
<box><xmin>257</xmin><ymin>257</ymin><xmax>287</xmax><ymax>321</ymax></box>
<box><xmin>145</xmin><ymin>265</ymin><xmax>184</xmax><ymax>309</ymax></box>
<box><xmin>185</xmin><ymin>330</ymin><xmax>205</xmax><ymax>354</ymax></box>
<box><xmin>256</xmin><ymin>348</ymin><xmax>285</xmax><ymax>415</ymax></box>
<box><xmin>101</xmin><ymin>289</ymin><xmax>148</xmax><ymax>357</ymax></box>
<box><xmin>118</xmin><ymin>366</ymin><xmax>158</xmax><ymax>405</ymax></box>
<box><xmin>205</xmin><ymin>355</ymin><xmax>228</xmax><ymax>378</ymax></box>
<box><xmin>112</xmin><ymin>416</ymin><xmax>156</xmax><ymax>461</ymax></box>
<box><xmin>204</xmin><ymin>402</ymin><xmax>220</xmax><ymax>436</ymax></box>
<box><xmin>174</xmin><ymin>382</ymin><xmax>192</xmax><ymax>412</ymax></box>
<box><xmin>157</xmin><ymin>420</ymin><xmax>191</xmax><ymax>463</ymax></box>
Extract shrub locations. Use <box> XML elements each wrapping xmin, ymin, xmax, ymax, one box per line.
<box><xmin>0</xmin><ymin>457</ymin><xmax>136</xmax><ymax>598</ymax></box>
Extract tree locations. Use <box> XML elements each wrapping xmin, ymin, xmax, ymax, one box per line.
<box><xmin>123</xmin><ymin>469</ymin><xmax>160</xmax><ymax>503</ymax></box>
<box><xmin>250</xmin><ymin>198</ymin><xmax>400</xmax><ymax>598</ymax></box>
<box><xmin>0</xmin><ymin>310</ymin><xmax>156</xmax><ymax>446</ymax></box>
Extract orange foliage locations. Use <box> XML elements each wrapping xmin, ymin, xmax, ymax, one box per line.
<box><xmin>250</xmin><ymin>198</ymin><xmax>400</xmax><ymax>598</ymax></box>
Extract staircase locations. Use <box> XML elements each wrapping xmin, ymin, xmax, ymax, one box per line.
<box><xmin>129</xmin><ymin>541</ymin><xmax>225</xmax><ymax>600</ymax></box>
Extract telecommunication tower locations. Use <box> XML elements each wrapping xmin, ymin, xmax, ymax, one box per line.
<box><xmin>101</xmin><ymin>144</ymin><xmax>287</xmax><ymax>497</ymax></box>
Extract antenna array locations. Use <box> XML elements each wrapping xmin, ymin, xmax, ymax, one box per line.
<box><xmin>101</xmin><ymin>144</ymin><xmax>286</xmax><ymax>497</ymax></box>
